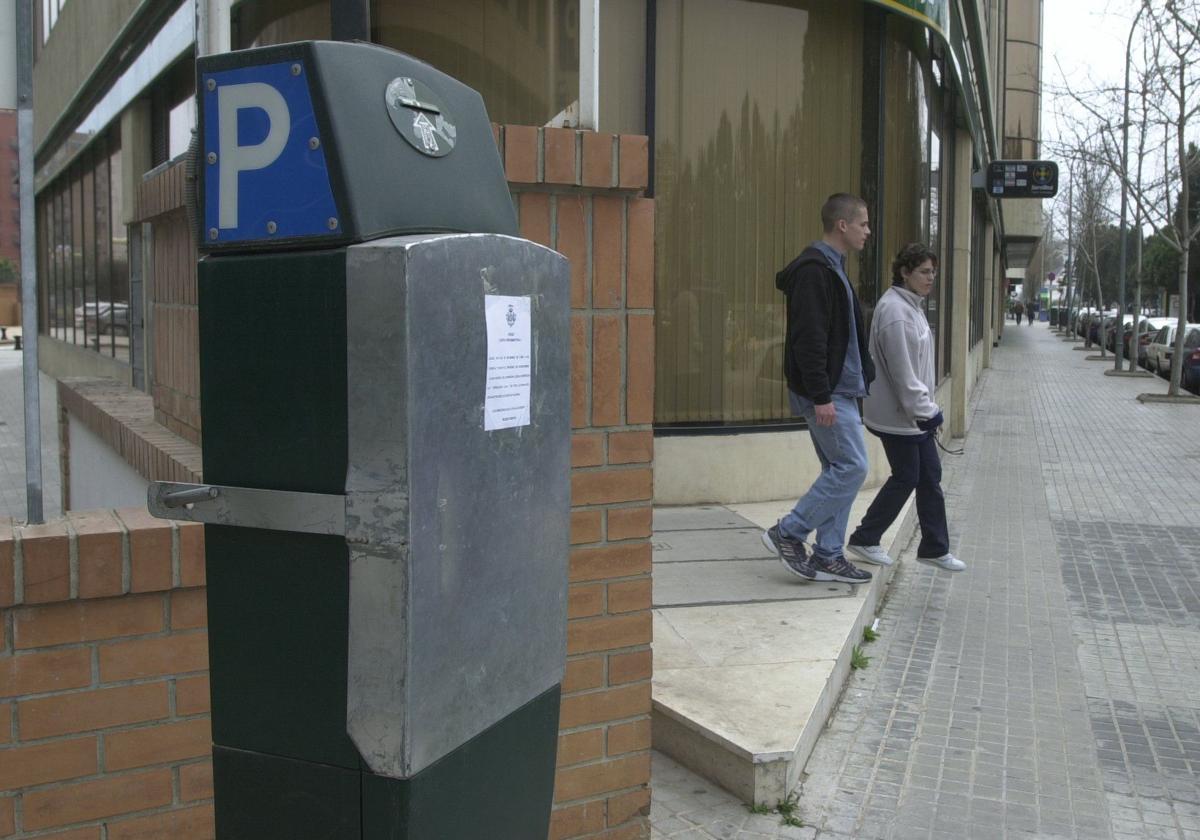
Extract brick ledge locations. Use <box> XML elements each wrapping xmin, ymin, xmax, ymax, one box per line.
<box><xmin>57</xmin><ymin>378</ymin><xmax>202</xmax><ymax>499</ymax></box>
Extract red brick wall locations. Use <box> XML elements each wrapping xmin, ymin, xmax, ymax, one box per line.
<box><xmin>500</xmin><ymin>126</ymin><xmax>654</xmax><ymax>840</ymax></box>
<box><xmin>0</xmin><ymin>510</ymin><xmax>212</xmax><ymax>839</ymax></box>
<box><xmin>0</xmin><ymin>110</ymin><xmax>20</xmax><ymax>269</ymax></box>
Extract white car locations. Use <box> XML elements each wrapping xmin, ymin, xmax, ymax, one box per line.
<box><xmin>1131</xmin><ymin>317</ymin><xmax>1174</xmax><ymax>366</ymax></box>
<box><xmin>1146</xmin><ymin>323</ymin><xmax>1200</xmax><ymax>376</ymax></box>
<box><xmin>73</xmin><ymin>301</ymin><xmax>131</xmax><ymax>336</ymax></box>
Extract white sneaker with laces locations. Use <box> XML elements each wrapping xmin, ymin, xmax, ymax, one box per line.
<box><xmin>846</xmin><ymin>543</ymin><xmax>894</xmax><ymax>566</ymax></box>
<box><xmin>917</xmin><ymin>553</ymin><xmax>965</xmax><ymax>572</ymax></box>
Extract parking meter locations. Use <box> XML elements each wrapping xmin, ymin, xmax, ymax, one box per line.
<box><xmin>148</xmin><ymin>41</ymin><xmax>570</xmax><ymax>839</ymax></box>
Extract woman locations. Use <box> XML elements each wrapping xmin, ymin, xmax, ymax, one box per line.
<box><xmin>844</xmin><ymin>243</ymin><xmax>964</xmax><ymax>572</ymax></box>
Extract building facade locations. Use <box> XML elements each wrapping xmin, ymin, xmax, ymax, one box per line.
<box><xmin>21</xmin><ymin>1</ymin><xmax>1043</xmax><ymax>838</ymax></box>
<box><xmin>0</xmin><ymin>110</ymin><xmax>18</xmax><ymax>271</ymax></box>
<box><xmin>651</xmin><ymin>0</ymin><xmax>1044</xmax><ymax>502</ymax></box>
<box><xmin>1</xmin><ymin>0</ymin><xmax>19</xmax><ymax>323</ymax></box>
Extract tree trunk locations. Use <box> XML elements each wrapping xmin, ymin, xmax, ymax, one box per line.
<box><xmin>1130</xmin><ymin>223</ymin><xmax>1144</xmax><ymax>371</ymax></box>
<box><xmin>1094</xmin><ymin>258</ymin><xmax>1107</xmax><ymax>357</ymax></box>
<box><xmin>1167</xmin><ymin>246</ymin><xmax>1190</xmax><ymax>395</ymax></box>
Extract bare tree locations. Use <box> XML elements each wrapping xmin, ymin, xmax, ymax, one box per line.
<box><xmin>1058</xmin><ymin>1</ymin><xmax>1200</xmax><ymax>392</ymax></box>
<box><xmin>1147</xmin><ymin>1</ymin><xmax>1200</xmax><ymax>394</ymax></box>
<box><xmin>1050</xmin><ymin>135</ymin><xmax>1115</xmax><ymax>351</ymax></box>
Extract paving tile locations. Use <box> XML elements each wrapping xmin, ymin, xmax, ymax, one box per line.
<box><xmin>0</xmin><ymin>363</ymin><xmax>62</xmax><ymax>521</ymax></box>
<box><xmin>653</xmin><ymin>327</ymin><xmax>1200</xmax><ymax>837</ymax></box>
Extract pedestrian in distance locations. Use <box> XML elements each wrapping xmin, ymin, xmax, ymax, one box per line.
<box><xmin>844</xmin><ymin>243</ymin><xmax>964</xmax><ymax>572</ymax></box>
<box><xmin>762</xmin><ymin>193</ymin><xmax>876</xmax><ymax>585</ymax></box>
<box><xmin>1014</xmin><ymin>299</ymin><xmax>1024</xmax><ymax>325</ymax></box>
<box><xmin>1027</xmin><ymin>299</ymin><xmax>1037</xmax><ymax>325</ymax></box>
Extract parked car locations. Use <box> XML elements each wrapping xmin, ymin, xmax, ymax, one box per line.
<box><xmin>1145</xmin><ymin>322</ymin><xmax>1200</xmax><ymax>376</ymax></box>
<box><xmin>73</xmin><ymin>301</ymin><xmax>130</xmax><ymax>336</ymax></box>
<box><xmin>1146</xmin><ymin>324</ymin><xmax>1177</xmax><ymax>374</ymax></box>
<box><xmin>1105</xmin><ymin>314</ymin><xmax>1139</xmax><ymax>352</ymax></box>
<box><xmin>1073</xmin><ymin>307</ymin><xmax>1099</xmax><ymax>337</ymax></box>
<box><xmin>1177</xmin><ymin>328</ymin><xmax>1200</xmax><ymax>394</ymax></box>
<box><xmin>1129</xmin><ymin>317</ymin><xmax>1174</xmax><ymax>366</ymax></box>
<box><xmin>1086</xmin><ymin>310</ymin><xmax>1117</xmax><ymax>344</ymax></box>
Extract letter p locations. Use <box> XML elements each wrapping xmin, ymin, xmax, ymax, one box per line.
<box><xmin>218</xmin><ymin>82</ymin><xmax>291</xmax><ymax>230</ymax></box>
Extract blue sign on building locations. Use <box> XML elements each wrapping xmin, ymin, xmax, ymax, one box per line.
<box><xmin>201</xmin><ymin>60</ymin><xmax>340</xmax><ymax>246</ymax></box>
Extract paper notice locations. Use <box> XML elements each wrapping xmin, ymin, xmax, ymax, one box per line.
<box><xmin>484</xmin><ymin>295</ymin><xmax>532</xmax><ymax>430</ymax></box>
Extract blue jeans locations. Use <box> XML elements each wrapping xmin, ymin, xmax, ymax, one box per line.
<box><xmin>850</xmin><ymin>430</ymin><xmax>949</xmax><ymax>558</ymax></box>
<box><xmin>780</xmin><ymin>392</ymin><xmax>869</xmax><ymax>559</ymax></box>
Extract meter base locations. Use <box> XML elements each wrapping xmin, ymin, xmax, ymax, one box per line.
<box><xmin>213</xmin><ymin>686</ymin><xmax>561</xmax><ymax>839</ymax></box>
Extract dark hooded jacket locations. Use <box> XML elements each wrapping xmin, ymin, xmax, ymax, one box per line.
<box><xmin>776</xmin><ymin>244</ymin><xmax>875</xmax><ymax>405</ymax></box>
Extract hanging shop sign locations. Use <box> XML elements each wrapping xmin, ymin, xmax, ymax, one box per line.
<box><xmin>986</xmin><ymin>160</ymin><xmax>1059</xmax><ymax>198</ymax></box>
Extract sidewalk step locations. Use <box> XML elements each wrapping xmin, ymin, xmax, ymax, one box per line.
<box><xmin>651</xmin><ymin>496</ymin><xmax>913</xmax><ymax>807</ymax></box>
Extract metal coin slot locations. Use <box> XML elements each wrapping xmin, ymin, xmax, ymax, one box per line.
<box><xmin>384</xmin><ymin>76</ymin><xmax>456</xmax><ymax>158</ymax></box>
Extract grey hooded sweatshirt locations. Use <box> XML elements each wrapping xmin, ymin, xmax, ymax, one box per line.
<box><xmin>862</xmin><ymin>285</ymin><xmax>939</xmax><ymax>436</ymax></box>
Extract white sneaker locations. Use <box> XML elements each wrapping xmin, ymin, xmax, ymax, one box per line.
<box><xmin>846</xmin><ymin>543</ymin><xmax>893</xmax><ymax>566</ymax></box>
<box><xmin>917</xmin><ymin>553</ymin><xmax>965</xmax><ymax>572</ymax></box>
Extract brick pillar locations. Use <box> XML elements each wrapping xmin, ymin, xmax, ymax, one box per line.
<box><xmin>135</xmin><ymin>162</ymin><xmax>201</xmax><ymax>445</ymax></box>
<box><xmin>499</xmin><ymin>125</ymin><xmax>655</xmax><ymax>840</ymax></box>
<box><xmin>0</xmin><ymin>510</ymin><xmax>214</xmax><ymax>839</ymax></box>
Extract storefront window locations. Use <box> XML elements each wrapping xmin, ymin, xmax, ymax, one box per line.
<box><xmin>234</xmin><ymin>0</ymin><xmax>331</xmax><ymax>48</ymax></box>
<box><xmin>375</xmin><ymin>1</ymin><xmax>579</xmax><ymax>127</ymax></box>
<box><xmin>880</xmin><ymin>17</ymin><xmax>932</xmax><ymax>292</ymax></box>
<box><xmin>234</xmin><ymin>0</ymin><xmax>578</xmax><ymax>128</ymax></box>
<box><xmin>37</xmin><ymin>127</ymin><xmax>129</xmax><ymax>362</ymax></box>
<box><xmin>654</xmin><ymin>0</ymin><xmax>864</xmax><ymax>426</ymax></box>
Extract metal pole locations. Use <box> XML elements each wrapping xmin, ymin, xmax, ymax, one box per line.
<box><xmin>1039</xmin><ymin>215</ymin><xmax>1045</xmax><ymax>320</ymax></box>
<box><xmin>196</xmin><ymin>0</ymin><xmax>231</xmax><ymax>57</ymax></box>
<box><xmin>1116</xmin><ymin>5</ymin><xmax>1144</xmax><ymax>371</ymax></box>
<box><xmin>579</xmin><ymin>0</ymin><xmax>600</xmax><ymax>130</ymax></box>
<box><xmin>331</xmin><ymin>0</ymin><xmax>369</xmax><ymax>42</ymax></box>
<box><xmin>1067</xmin><ymin>171</ymin><xmax>1078</xmax><ymax>342</ymax></box>
<box><xmin>17</xmin><ymin>0</ymin><xmax>44</xmax><ymax>523</ymax></box>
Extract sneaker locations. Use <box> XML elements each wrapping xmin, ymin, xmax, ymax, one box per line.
<box><xmin>917</xmin><ymin>553</ymin><xmax>965</xmax><ymax>572</ymax></box>
<box><xmin>762</xmin><ymin>524</ymin><xmax>817</xmax><ymax>581</ymax></box>
<box><xmin>811</xmin><ymin>553</ymin><xmax>873</xmax><ymax>584</ymax></box>
<box><xmin>846</xmin><ymin>543</ymin><xmax>894</xmax><ymax>567</ymax></box>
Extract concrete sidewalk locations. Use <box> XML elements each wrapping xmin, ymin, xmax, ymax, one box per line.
<box><xmin>652</xmin><ymin>493</ymin><xmax>914</xmax><ymax>808</ymax></box>
<box><xmin>0</xmin><ymin>340</ymin><xmax>61</xmax><ymax>522</ymax></box>
<box><xmin>650</xmin><ymin>321</ymin><xmax>1200</xmax><ymax>839</ymax></box>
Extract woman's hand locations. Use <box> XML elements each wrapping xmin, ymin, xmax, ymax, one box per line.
<box><xmin>916</xmin><ymin>411</ymin><xmax>944</xmax><ymax>432</ymax></box>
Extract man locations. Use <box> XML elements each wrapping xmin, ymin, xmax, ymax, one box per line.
<box><xmin>762</xmin><ymin>193</ymin><xmax>875</xmax><ymax>584</ymax></box>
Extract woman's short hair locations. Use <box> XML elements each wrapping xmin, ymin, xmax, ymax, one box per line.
<box><xmin>891</xmin><ymin>242</ymin><xmax>939</xmax><ymax>286</ymax></box>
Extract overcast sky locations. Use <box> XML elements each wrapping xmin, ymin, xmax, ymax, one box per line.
<box><xmin>1039</xmin><ymin>0</ymin><xmax>1200</xmax><ymax>245</ymax></box>
<box><xmin>1043</xmin><ymin>0</ymin><xmax>1136</xmax><ymax>111</ymax></box>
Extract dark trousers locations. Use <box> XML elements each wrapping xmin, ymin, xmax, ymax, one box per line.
<box><xmin>850</xmin><ymin>431</ymin><xmax>949</xmax><ymax>558</ymax></box>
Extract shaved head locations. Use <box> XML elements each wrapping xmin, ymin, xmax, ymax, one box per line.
<box><xmin>821</xmin><ymin>193</ymin><xmax>868</xmax><ymax>233</ymax></box>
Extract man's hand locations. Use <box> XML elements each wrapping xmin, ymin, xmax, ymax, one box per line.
<box><xmin>814</xmin><ymin>402</ymin><xmax>837</xmax><ymax>427</ymax></box>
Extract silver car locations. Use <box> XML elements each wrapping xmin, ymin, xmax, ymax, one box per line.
<box><xmin>73</xmin><ymin>301</ymin><xmax>131</xmax><ymax>336</ymax></box>
<box><xmin>1145</xmin><ymin>322</ymin><xmax>1200</xmax><ymax>376</ymax></box>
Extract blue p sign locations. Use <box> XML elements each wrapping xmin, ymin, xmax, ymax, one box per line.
<box><xmin>201</xmin><ymin>61</ymin><xmax>339</xmax><ymax>246</ymax></box>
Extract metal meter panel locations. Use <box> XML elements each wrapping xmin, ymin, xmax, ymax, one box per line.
<box><xmin>196</xmin><ymin>41</ymin><xmax>516</xmax><ymax>254</ymax></box>
<box><xmin>344</xmin><ymin>234</ymin><xmax>570</xmax><ymax>778</ymax></box>
<box><xmin>305</xmin><ymin>40</ymin><xmax>516</xmax><ymax>241</ymax></box>
<box><xmin>198</xmin><ymin>250</ymin><xmax>360</xmax><ymax>771</ymax></box>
